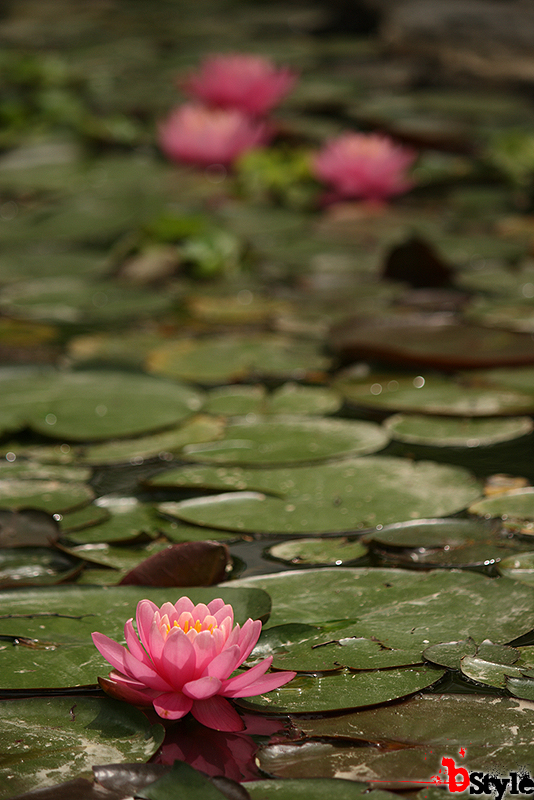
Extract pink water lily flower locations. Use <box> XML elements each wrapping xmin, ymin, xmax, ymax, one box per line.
<box><xmin>92</xmin><ymin>597</ymin><xmax>296</xmax><ymax>732</ymax></box>
<box><xmin>183</xmin><ymin>53</ymin><xmax>297</xmax><ymax>117</ymax></box>
<box><xmin>158</xmin><ymin>103</ymin><xmax>269</xmax><ymax>169</ymax></box>
<box><xmin>313</xmin><ymin>132</ymin><xmax>417</xmax><ymax>203</ymax></box>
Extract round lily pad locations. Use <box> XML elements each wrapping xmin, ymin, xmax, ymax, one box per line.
<box><xmin>0</xmin><ymin>547</ymin><xmax>82</xmax><ymax>588</ymax></box>
<box><xmin>0</xmin><ymin>459</ymin><xmax>91</xmax><ymax>483</ymax></box>
<box><xmin>145</xmin><ymin>334</ymin><xmax>331</xmax><ymax>384</ymax></box>
<box><xmin>26</xmin><ymin>370</ymin><xmax>204</xmax><ymax>441</ymax></box>
<box><xmin>469</xmin><ymin>487</ymin><xmax>534</xmax><ymax>522</ymax></box>
<box><xmin>204</xmin><ymin>383</ymin><xmax>342</xmax><ymax>417</ymax></box>
<box><xmin>181</xmin><ymin>416</ymin><xmax>389</xmax><ymax>466</ymax></box>
<box><xmin>384</xmin><ymin>413</ymin><xmax>534</xmax><ymax>447</ymax></box>
<box><xmin>232</xmin><ymin>567</ymin><xmax>534</xmax><ymax>645</ymax></box>
<box><xmin>79</xmin><ymin>415</ymin><xmax>224</xmax><ymax>465</ymax></box>
<box><xmin>0</xmin><ymin>696</ymin><xmax>164</xmax><ymax>798</ymax></box>
<box><xmin>498</xmin><ymin>552</ymin><xmax>534</xmax><ymax>585</ymax></box>
<box><xmin>0</xmin><ymin>479</ymin><xmax>94</xmax><ymax>514</ymax></box>
<box><xmin>238</xmin><ymin>665</ymin><xmax>444</xmax><ymax>714</ymax></box>
<box><xmin>166</xmin><ymin>457</ymin><xmax>482</xmax><ymax>534</ymax></box>
<box><xmin>335</xmin><ymin>371</ymin><xmax>534</xmax><ymax>416</ymax></box>
<box><xmin>65</xmin><ymin>497</ymin><xmax>180</xmax><ymax>544</ymax></box>
<box><xmin>267</xmin><ymin>537</ymin><xmax>368</xmax><ymax>566</ymax></box>
<box><xmin>204</xmin><ymin>385</ymin><xmax>267</xmax><ymax>416</ymax></box>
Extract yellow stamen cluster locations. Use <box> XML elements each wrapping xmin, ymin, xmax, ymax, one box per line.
<box><xmin>159</xmin><ymin>613</ymin><xmax>218</xmax><ymax>639</ymax></box>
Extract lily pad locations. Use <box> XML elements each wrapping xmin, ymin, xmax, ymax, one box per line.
<box><xmin>0</xmin><ymin>508</ymin><xmax>60</xmax><ymax>547</ymax></box>
<box><xmin>468</xmin><ymin>487</ymin><xmax>534</xmax><ymax>522</ymax></box>
<box><xmin>204</xmin><ymin>383</ymin><xmax>342</xmax><ymax>417</ymax></box>
<box><xmin>65</xmin><ymin>497</ymin><xmax>181</xmax><ymax>544</ymax></box>
<box><xmin>231</xmin><ymin>568</ymin><xmax>534</xmax><ymax>644</ymax></box>
<box><xmin>79</xmin><ymin>415</ymin><xmax>224</xmax><ymax>465</ymax></box>
<box><xmin>26</xmin><ymin>371</ymin><xmax>204</xmax><ymax>441</ymax></box>
<box><xmin>423</xmin><ymin>639</ymin><xmax>477</xmax><ymax>670</ymax></box>
<box><xmin>245</xmin><ymin>779</ymin><xmax>401</xmax><ymax>800</ymax></box>
<box><xmin>145</xmin><ymin>334</ymin><xmax>331</xmax><ymax>384</ymax></box>
<box><xmin>0</xmin><ymin>696</ymin><xmax>164</xmax><ymax>799</ymax></box>
<box><xmin>0</xmin><ymin>459</ymin><xmax>91</xmax><ymax>483</ymax></box>
<box><xmin>0</xmin><ymin>584</ymin><xmax>271</xmax><ymax>690</ymax></box>
<box><xmin>0</xmin><ymin>547</ymin><xmax>82</xmax><ymax>588</ymax></box>
<box><xmin>58</xmin><ymin>504</ymin><xmax>111</xmax><ymax>534</ymax></box>
<box><xmin>498</xmin><ymin>552</ymin><xmax>534</xmax><ymax>585</ymax></box>
<box><xmin>181</xmin><ymin>416</ymin><xmax>389</xmax><ymax>466</ymax></box>
<box><xmin>238</xmin><ymin>665</ymin><xmax>444</xmax><ymax>714</ymax></box>
<box><xmin>164</xmin><ymin>457</ymin><xmax>482</xmax><ymax>534</ymax></box>
<box><xmin>329</xmin><ymin>315</ymin><xmax>534</xmax><ymax>370</ymax></box>
<box><xmin>0</xmin><ymin>479</ymin><xmax>94</xmax><ymax>514</ymax></box>
<box><xmin>335</xmin><ymin>371</ymin><xmax>534</xmax><ymax>416</ymax></box>
<box><xmin>266</xmin><ymin>538</ymin><xmax>368</xmax><ymax>566</ymax></box>
<box><xmin>384</xmin><ymin>413</ymin><xmax>534</xmax><ymax>447</ymax></box>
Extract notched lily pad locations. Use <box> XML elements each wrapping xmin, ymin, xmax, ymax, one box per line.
<box><xmin>0</xmin><ymin>479</ymin><xmax>94</xmax><ymax>514</ymax></box>
<box><xmin>181</xmin><ymin>416</ymin><xmax>389</xmax><ymax>466</ymax></box>
<box><xmin>384</xmin><ymin>413</ymin><xmax>534</xmax><ymax>447</ymax></box>
<box><xmin>145</xmin><ymin>334</ymin><xmax>331</xmax><ymax>384</ymax></box>
<box><xmin>266</xmin><ymin>537</ymin><xmax>368</xmax><ymax>566</ymax></box>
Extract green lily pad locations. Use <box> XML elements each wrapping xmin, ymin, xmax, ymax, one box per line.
<box><xmin>0</xmin><ymin>479</ymin><xmax>94</xmax><ymax>514</ymax></box>
<box><xmin>245</xmin><ymin>779</ymin><xmax>401</xmax><ymax>800</ymax></box>
<box><xmin>58</xmin><ymin>503</ymin><xmax>111</xmax><ymax>533</ymax></box>
<box><xmin>152</xmin><ymin>515</ymin><xmax>243</xmax><ymax>542</ymax></box>
<box><xmin>466</xmin><ymin>297</ymin><xmax>534</xmax><ymax>334</ymax></box>
<box><xmin>181</xmin><ymin>416</ymin><xmax>388</xmax><ymax>466</ymax></box>
<box><xmin>363</xmin><ymin>517</ymin><xmax>519</xmax><ymax>569</ymax></box>
<box><xmin>79</xmin><ymin>415</ymin><xmax>224</xmax><ymax>465</ymax></box>
<box><xmin>204</xmin><ymin>383</ymin><xmax>342</xmax><ymax>417</ymax></box>
<box><xmin>65</xmin><ymin>497</ymin><xmax>181</xmax><ymax>544</ymax></box>
<box><xmin>231</xmin><ymin>568</ymin><xmax>534</xmax><ymax>644</ymax></box>
<box><xmin>0</xmin><ymin>277</ymin><xmax>173</xmax><ymax>324</ymax></box>
<box><xmin>164</xmin><ymin>457</ymin><xmax>482</xmax><ymax>534</ymax></box>
<box><xmin>0</xmin><ymin>547</ymin><xmax>82</xmax><ymax>588</ymax></box>
<box><xmin>145</xmin><ymin>334</ymin><xmax>331</xmax><ymax>384</ymax></box>
<box><xmin>384</xmin><ymin>413</ymin><xmax>533</xmax><ymax>447</ymax></box>
<box><xmin>335</xmin><ymin>371</ymin><xmax>534</xmax><ymax>416</ymax></box>
<box><xmin>63</xmin><ymin>540</ymin><xmax>173</xmax><ymax>572</ymax></box>
<box><xmin>0</xmin><ymin>459</ymin><xmax>91</xmax><ymax>483</ymax></box>
<box><xmin>0</xmin><ymin>696</ymin><xmax>164</xmax><ymax>799</ymax></box>
<box><xmin>423</xmin><ymin>639</ymin><xmax>477</xmax><ymax>670</ymax></box>
<box><xmin>26</xmin><ymin>371</ymin><xmax>204</xmax><ymax>441</ymax></box>
<box><xmin>507</xmin><ymin>675</ymin><xmax>534</xmax><ymax>701</ymax></box>
<box><xmin>292</xmin><ymin>692</ymin><xmax>534</xmax><ymax>746</ymax></box>
<box><xmin>253</xmin><ymin>621</ymin><xmax>425</xmax><ymax>672</ymax></box>
<box><xmin>238</xmin><ymin>665</ymin><xmax>444</xmax><ymax>714</ymax></box>
<box><xmin>498</xmin><ymin>551</ymin><xmax>534</xmax><ymax>585</ymax></box>
<box><xmin>0</xmin><ymin>584</ymin><xmax>271</xmax><ymax>690</ymax></box>
<box><xmin>267</xmin><ymin>538</ymin><xmax>368</xmax><ymax>566</ymax></box>
<box><xmin>469</xmin><ymin>488</ymin><xmax>534</xmax><ymax>522</ymax></box>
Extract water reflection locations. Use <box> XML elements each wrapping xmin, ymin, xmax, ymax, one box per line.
<box><xmin>150</xmin><ymin>713</ymin><xmax>287</xmax><ymax>781</ymax></box>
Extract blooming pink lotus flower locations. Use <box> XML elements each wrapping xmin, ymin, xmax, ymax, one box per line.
<box><xmin>158</xmin><ymin>103</ymin><xmax>269</xmax><ymax>169</ymax></box>
<box><xmin>313</xmin><ymin>132</ymin><xmax>417</xmax><ymax>203</ymax></box>
<box><xmin>183</xmin><ymin>53</ymin><xmax>297</xmax><ymax>117</ymax></box>
<box><xmin>92</xmin><ymin>597</ymin><xmax>296</xmax><ymax>732</ymax></box>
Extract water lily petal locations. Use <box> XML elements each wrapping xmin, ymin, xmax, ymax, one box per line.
<box><xmin>99</xmin><ymin>674</ymin><xmax>156</xmax><ymax>706</ymax></box>
<box><xmin>124</xmin><ymin>618</ymin><xmax>150</xmax><ymax>665</ymax></box>
<box><xmin>174</xmin><ymin>596</ymin><xmax>195</xmax><ymax>617</ymax></box>
<box><xmin>192</xmin><ymin>603</ymin><xmax>210</xmax><ymax>623</ymax></box>
<box><xmin>205</xmin><ymin>644</ymin><xmax>243</xmax><ymax>680</ymax></box>
<box><xmin>123</xmin><ymin>648</ymin><xmax>175</xmax><ymax>691</ymax></box>
<box><xmin>160</xmin><ymin>626</ymin><xmax>196</xmax><ymax>688</ymax></box>
<box><xmin>191</xmin><ymin>694</ymin><xmax>245</xmax><ymax>732</ymax></box>
<box><xmin>236</xmin><ymin>618</ymin><xmax>262</xmax><ymax>661</ymax></box>
<box><xmin>136</xmin><ymin>599</ymin><xmax>158</xmax><ymax>649</ymax></box>
<box><xmin>153</xmin><ymin>691</ymin><xmax>193</xmax><ymax>720</ymax></box>
<box><xmin>213</xmin><ymin>605</ymin><xmax>234</xmax><ymax>628</ymax></box>
<box><xmin>221</xmin><ymin>657</ymin><xmax>295</xmax><ymax>697</ymax></box>
<box><xmin>92</xmin><ymin>632</ymin><xmax>130</xmax><ymax>675</ymax></box>
<box><xmin>183</xmin><ymin>675</ymin><xmax>222</xmax><ymax>700</ymax></box>
<box><xmin>160</xmin><ymin>601</ymin><xmax>179</xmax><ymax>624</ymax></box>
<box><xmin>193</xmin><ymin>629</ymin><xmax>220</xmax><ymax>673</ymax></box>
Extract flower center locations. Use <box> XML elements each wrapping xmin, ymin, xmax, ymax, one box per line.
<box><xmin>159</xmin><ymin>612</ymin><xmax>218</xmax><ymax>639</ymax></box>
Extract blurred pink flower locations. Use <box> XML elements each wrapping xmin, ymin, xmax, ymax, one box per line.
<box><xmin>183</xmin><ymin>53</ymin><xmax>297</xmax><ymax>117</ymax></box>
<box><xmin>313</xmin><ymin>132</ymin><xmax>417</xmax><ymax>203</ymax></box>
<box><xmin>158</xmin><ymin>103</ymin><xmax>269</xmax><ymax>168</ymax></box>
<box><xmin>92</xmin><ymin>597</ymin><xmax>296</xmax><ymax>732</ymax></box>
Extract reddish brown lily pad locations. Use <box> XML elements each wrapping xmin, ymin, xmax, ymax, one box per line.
<box><xmin>119</xmin><ymin>541</ymin><xmax>230</xmax><ymax>587</ymax></box>
<box><xmin>329</xmin><ymin>314</ymin><xmax>534</xmax><ymax>371</ymax></box>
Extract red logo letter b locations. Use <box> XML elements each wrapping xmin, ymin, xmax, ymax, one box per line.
<box><xmin>442</xmin><ymin>757</ymin><xmax>469</xmax><ymax>792</ymax></box>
